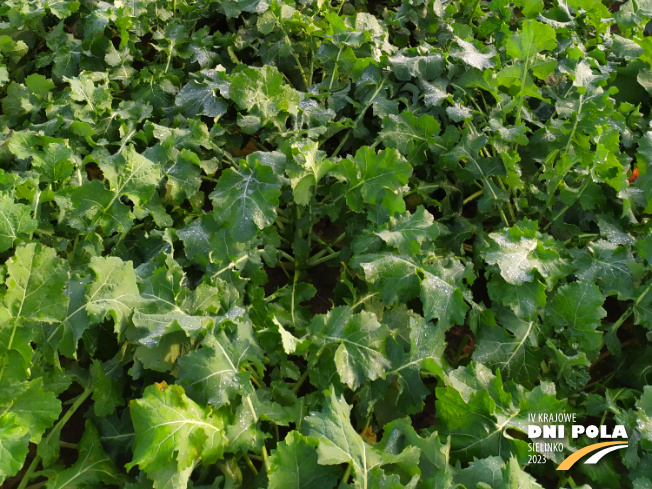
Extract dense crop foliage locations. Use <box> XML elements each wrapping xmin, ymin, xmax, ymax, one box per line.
<box><xmin>2</xmin><ymin>0</ymin><xmax>652</xmax><ymax>487</ymax></box>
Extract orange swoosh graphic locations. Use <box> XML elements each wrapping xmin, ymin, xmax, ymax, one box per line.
<box><xmin>556</xmin><ymin>441</ymin><xmax>628</xmax><ymax>470</ymax></box>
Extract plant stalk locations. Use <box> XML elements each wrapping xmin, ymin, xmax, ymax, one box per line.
<box><xmin>17</xmin><ymin>388</ymin><xmax>93</xmax><ymax>489</ymax></box>
<box><xmin>610</xmin><ymin>282</ymin><xmax>652</xmax><ymax>334</ymax></box>
<box><xmin>332</xmin><ymin>79</ymin><xmax>385</xmax><ymax>157</ymax></box>
<box><xmin>463</xmin><ymin>189</ymin><xmax>484</xmax><ymax>205</ymax></box>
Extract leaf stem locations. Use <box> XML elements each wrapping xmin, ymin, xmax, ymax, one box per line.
<box><xmin>564</xmin><ymin>233</ymin><xmax>598</xmax><ymax>245</ymax></box>
<box><xmin>610</xmin><ymin>282</ymin><xmax>652</xmax><ymax>334</ymax></box>
<box><xmin>339</xmin><ymin>464</ymin><xmax>352</xmax><ymax>488</ymax></box>
<box><xmin>278</xmin><ymin>260</ymin><xmax>293</xmax><ymax>280</ymax></box>
<box><xmin>307</xmin><ymin>247</ymin><xmax>328</xmax><ymax>263</ymax></box>
<box><xmin>17</xmin><ymin>387</ymin><xmax>93</xmax><ymax>489</ymax></box>
<box><xmin>30</xmin><ymin>189</ymin><xmax>41</xmax><ymax>240</ymax></box>
<box><xmin>292</xmin><ymin>369</ymin><xmax>310</xmax><ymax>394</ymax></box>
<box><xmin>291</xmin><ymin>268</ymin><xmax>299</xmax><ymax>325</ymax></box>
<box><xmin>245</xmin><ymin>396</ymin><xmax>269</xmax><ymax>471</ymax></box>
<box><xmin>242</xmin><ymin>366</ymin><xmax>263</xmax><ymax>388</ymax></box>
<box><xmin>281</xmin><ymin>29</ymin><xmax>308</xmax><ymax>90</ymax></box>
<box><xmin>243</xmin><ymin>454</ymin><xmax>259</xmax><ymax>475</ymax></box>
<box><xmin>331</xmin><ymin>79</ymin><xmax>385</xmax><ymax>157</ymax></box>
<box><xmin>308</xmin><ymin>233</ymin><xmax>340</xmax><ymax>264</ymax></box>
<box><xmin>306</xmin><ymin>250</ymin><xmax>341</xmax><ymax>267</ymax></box>
<box><xmin>369</xmin><ymin>139</ymin><xmax>381</xmax><ymax>150</ymax></box>
<box><xmin>279</xmin><ymin>250</ymin><xmax>295</xmax><ymax>263</ymax></box>
<box><xmin>165</xmin><ymin>40</ymin><xmax>175</xmax><ymax>73</ymax></box>
<box><xmin>24</xmin><ymin>482</ymin><xmax>46</xmax><ymax>489</ymax></box>
<box><xmin>544</xmin><ymin>95</ymin><xmax>584</xmax><ymax>213</ymax></box>
<box><xmin>201</xmin><ymin>175</ymin><xmax>220</xmax><ymax>183</ymax></box>
<box><xmin>328</xmin><ymin>48</ymin><xmax>343</xmax><ymax>92</ymax></box>
<box><xmin>499</xmin><ymin>208</ymin><xmax>510</xmax><ymax>227</ymax></box>
<box><xmin>543</xmin><ymin>179</ymin><xmax>589</xmax><ymax>231</ymax></box>
<box><xmin>563</xmin><ymin>95</ymin><xmax>584</xmax><ymax>156</ymax></box>
<box><xmin>351</xmin><ymin>292</ymin><xmax>378</xmax><ymax>310</ymax></box>
<box><xmin>68</xmin><ymin>234</ymin><xmax>80</xmax><ymax>264</ymax></box>
<box><xmin>515</xmin><ymin>55</ymin><xmax>530</xmax><ymax>126</ymax></box>
<box><xmin>451</xmin><ymin>83</ymin><xmax>485</xmax><ymax>117</ymax></box>
<box><xmin>495</xmin><ymin>177</ymin><xmax>517</xmax><ymax>222</ymax></box>
<box><xmin>211</xmin><ymin>255</ymin><xmax>249</xmax><ymax>279</ymax></box>
<box><xmin>0</xmin><ymin>321</ymin><xmax>18</xmax><ymax>382</ymax></box>
<box><xmin>308</xmin><ymin>53</ymin><xmax>314</xmax><ymax>86</ymax></box>
<box><xmin>463</xmin><ymin>189</ymin><xmax>484</xmax><ymax>205</ymax></box>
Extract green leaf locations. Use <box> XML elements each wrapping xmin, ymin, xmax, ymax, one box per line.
<box><xmin>46</xmin><ymin>420</ymin><xmax>127</xmax><ymax>489</ymax></box>
<box><xmin>633</xmin><ymin>282</ymin><xmax>652</xmax><ymax>331</ymax></box>
<box><xmin>176</xmin><ymin>80</ymin><xmax>227</xmax><ymax>118</ymax></box>
<box><xmin>484</xmin><ymin>220</ymin><xmax>567</xmax><ymax>287</ymax></box>
<box><xmin>385</xmin><ymin>314</ymin><xmax>449</xmax><ymax>414</ymax></box>
<box><xmin>178</xmin><ymin>320</ymin><xmax>264</xmax><ymax>407</ymax></box>
<box><xmin>288</xmin><ymin>140</ymin><xmax>335</xmax><ymax>206</ymax></box>
<box><xmin>436</xmin><ymin>364</ymin><xmax>572</xmax><ymax>464</ymax></box>
<box><xmin>32</xmin><ymin>143</ymin><xmax>75</xmax><ymax>184</ymax></box>
<box><xmin>130</xmin><ymin>263</ymin><xmax>217</xmax><ymax>345</ymax></box>
<box><xmin>84</xmin><ymin>256</ymin><xmax>143</xmax><ymax>336</ymax></box>
<box><xmin>0</xmin><ymin>415</ymin><xmax>29</xmax><ymax>485</ymax></box>
<box><xmin>379</xmin><ymin>113</ymin><xmax>441</xmax><ymax>164</ymax></box>
<box><xmin>443</xmin><ymin>132</ymin><xmax>507</xmax><ymax>206</ymax></box>
<box><xmin>25</xmin><ymin>73</ymin><xmax>55</xmax><ymax>97</ymax></box>
<box><xmin>65</xmin><ymin>72</ymin><xmax>112</xmax><ymax>112</ymax></box>
<box><xmin>473</xmin><ymin>310</ymin><xmax>543</xmax><ymax>386</ymax></box>
<box><xmin>545</xmin><ymin>341</ymin><xmax>591</xmax><ymax>391</ymax></box>
<box><xmin>268</xmin><ymin>432</ymin><xmax>340</xmax><ymax>489</ymax></box>
<box><xmin>65</xmin><ymin>146</ymin><xmax>159</xmax><ymax>235</ymax></box>
<box><xmin>0</xmin><ymin>377</ymin><xmax>61</xmax><ymax>444</ymax></box>
<box><xmin>615</xmin><ymin>0</ymin><xmax>652</xmax><ymax>30</ymax></box>
<box><xmin>47</xmin><ymin>0</ymin><xmax>80</xmax><ymax>19</ymax></box>
<box><xmin>514</xmin><ymin>0</ymin><xmax>544</xmax><ymax>17</ymax></box>
<box><xmin>0</xmin><ymin>378</ymin><xmax>61</xmax><ymax>483</ymax></box>
<box><xmin>455</xmin><ymin>455</ymin><xmax>544</xmax><ymax>489</ymax></box>
<box><xmin>224</xmin><ymin>400</ymin><xmax>265</xmax><ymax>455</ymax></box>
<box><xmin>0</xmin><ymin>243</ymin><xmax>69</xmax><ymax>324</ymax></box>
<box><xmin>209</xmin><ymin>156</ymin><xmax>282</xmax><ymax>241</ymax></box>
<box><xmin>571</xmin><ymin>240</ymin><xmax>637</xmax><ymax>299</ymax></box>
<box><xmin>450</xmin><ymin>37</ymin><xmax>496</xmax><ymax>70</ymax></box>
<box><xmin>354</xmin><ymin>252</ymin><xmax>470</xmax><ymax>329</ymax></box>
<box><xmin>0</xmin><ymin>4</ymin><xmax>649</xmax><ymax>488</ymax></box>
<box><xmin>229</xmin><ymin>65</ymin><xmax>299</xmax><ymax>131</ymax></box>
<box><xmin>100</xmin><ymin>145</ymin><xmax>161</xmax><ymax>209</ymax></box>
<box><xmin>2</xmin><ymin>82</ymin><xmax>33</xmax><ymax>117</ymax></box>
<box><xmin>90</xmin><ymin>359</ymin><xmax>125</xmax><ymax>417</ymax></box>
<box><xmin>388</xmin><ymin>50</ymin><xmax>444</xmax><ymax>81</ymax></box>
<box><xmin>126</xmin><ymin>383</ymin><xmax>227</xmax><ymax>474</ymax></box>
<box><xmin>133</xmin><ymin>331</ymin><xmax>192</xmax><ymax>373</ymax></box>
<box><xmin>307</xmin><ymin>307</ymin><xmax>391</xmax><ymax>390</ymax></box>
<box><xmin>545</xmin><ymin>281</ymin><xmax>606</xmax><ymax>354</ymax></box>
<box><xmin>145</xmin><ymin>142</ymin><xmax>202</xmax><ymax>206</ymax></box>
<box><xmin>220</xmin><ymin>0</ymin><xmax>269</xmax><ymax>18</ymax></box>
<box><xmin>0</xmin><ymin>195</ymin><xmax>37</xmax><ymax>253</ymax></box>
<box><xmin>376</xmin><ymin>206</ymin><xmax>441</xmax><ymax>255</ymax></box>
<box><xmin>66</xmin><ymin>180</ymin><xmax>131</xmax><ymax>235</ymax></box>
<box><xmin>6</xmin><ymin>131</ymin><xmax>38</xmax><ymax>160</ymax></box>
<box><xmin>487</xmin><ymin>276</ymin><xmax>546</xmax><ymax>319</ymax></box>
<box><xmin>334</xmin><ymin>147</ymin><xmax>412</xmax><ymax>214</ymax></box>
<box><xmin>304</xmin><ymin>391</ymin><xmax>382</xmax><ymax>487</ymax></box>
<box><xmin>376</xmin><ymin>418</ymin><xmax>453</xmax><ymax>484</ymax></box>
<box><xmin>506</xmin><ymin>20</ymin><xmax>557</xmax><ymax>61</ymax></box>
<box><xmin>455</xmin><ymin>455</ymin><xmax>505</xmax><ymax>488</ymax></box>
